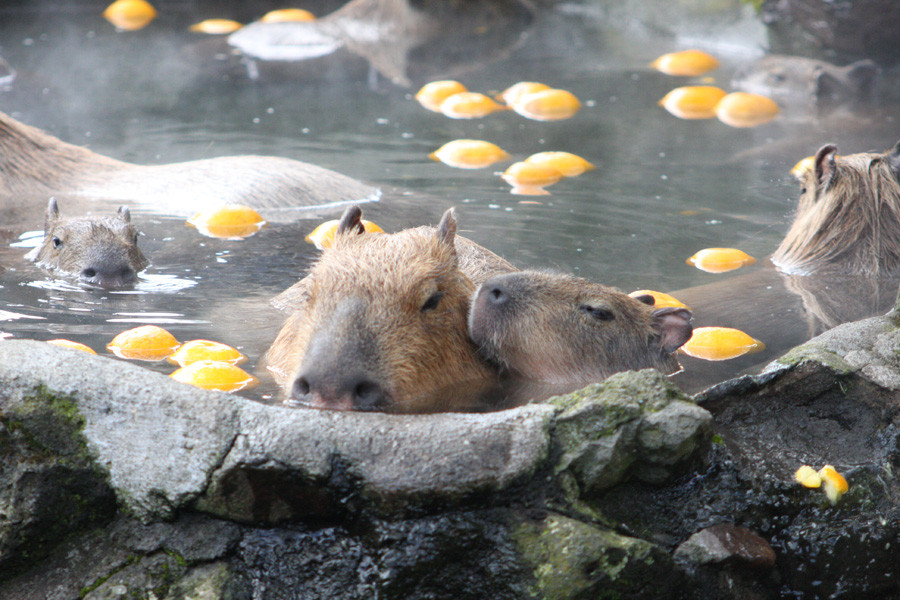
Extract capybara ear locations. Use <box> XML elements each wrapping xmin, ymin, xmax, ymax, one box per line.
<box><xmin>652</xmin><ymin>307</ymin><xmax>693</xmax><ymax>354</ymax></box>
<box><xmin>888</xmin><ymin>141</ymin><xmax>900</xmax><ymax>182</ymax></box>
<box><xmin>44</xmin><ymin>197</ymin><xmax>60</xmax><ymax>232</ymax></box>
<box><xmin>335</xmin><ymin>205</ymin><xmax>365</xmax><ymax>237</ymax></box>
<box><xmin>632</xmin><ymin>294</ymin><xmax>655</xmax><ymax>306</ymax></box>
<box><xmin>813</xmin><ymin>144</ymin><xmax>838</xmax><ymax>188</ymax></box>
<box><xmin>117</xmin><ymin>206</ymin><xmax>132</xmax><ymax>223</ymax></box>
<box><xmin>436</xmin><ymin>208</ymin><xmax>457</xmax><ymax>247</ymax></box>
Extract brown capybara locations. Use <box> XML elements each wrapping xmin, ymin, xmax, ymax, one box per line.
<box><xmin>772</xmin><ymin>140</ymin><xmax>900</xmax><ymax>276</ymax></box>
<box><xmin>25</xmin><ymin>198</ymin><xmax>149</xmax><ymax>288</ymax></box>
<box><xmin>265</xmin><ymin>205</ymin><xmax>515</xmax><ymax>413</ymax></box>
<box><xmin>732</xmin><ymin>56</ymin><xmax>878</xmax><ymax>106</ymax></box>
<box><xmin>0</xmin><ymin>110</ymin><xmax>378</xmax><ymax>219</ymax></box>
<box><xmin>468</xmin><ymin>270</ymin><xmax>693</xmax><ymax>384</ymax></box>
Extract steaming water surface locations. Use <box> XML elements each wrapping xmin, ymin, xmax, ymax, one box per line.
<box><xmin>1</xmin><ymin>1</ymin><xmax>899</xmax><ymax>404</ymax></box>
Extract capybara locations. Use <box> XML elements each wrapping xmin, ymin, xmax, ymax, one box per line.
<box><xmin>265</xmin><ymin>205</ymin><xmax>516</xmax><ymax>412</ymax></box>
<box><xmin>0</xmin><ymin>110</ymin><xmax>378</xmax><ymax>219</ymax></box>
<box><xmin>25</xmin><ymin>198</ymin><xmax>149</xmax><ymax>288</ymax></box>
<box><xmin>732</xmin><ymin>56</ymin><xmax>878</xmax><ymax>105</ymax></box>
<box><xmin>772</xmin><ymin>140</ymin><xmax>900</xmax><ymax>276</ymax></box>
<box><xmin>468</xmin><ymin>270</ymin><xmax>693</xmax><ymax>384</ymax></box>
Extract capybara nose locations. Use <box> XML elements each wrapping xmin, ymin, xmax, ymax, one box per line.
<box><xmin>80</xmin><ymin>264</ymin><xmax>137</xmax><ymax>288</ymax></box>
<box><xmin>291</xmin><ymin>371</ymin><xmax>387</xmax><ymax>411</ymax></box>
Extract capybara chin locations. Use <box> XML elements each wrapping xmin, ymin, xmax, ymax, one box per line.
<box><xmin>772</xmin><ymin>140</ymin><xmax>900</xmax><ymax>277</ymax></box>
<box><xmin>468</xmin><ymin>270</ymin><xmax>693</xmax><ymax>384</ymax></box>
<box><xmin>25</xmin><ymin>198</ymin><xmax>149</xmax><ymax>289</ymax></box>
<box><xmin>265</xmin><ymin>206</ymin><xmax>507</xmax><ymax>413</ymax></box>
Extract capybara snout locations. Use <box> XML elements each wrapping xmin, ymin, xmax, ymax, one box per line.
<box><xmin>25</xmin><ymin>198</ymin><xmax>149</xmax><ymax>289</ymax></box>
<box><xmin>469</xmin><ymin>270</ymin><xmax>693</xmax><ymax>384</ymax></box>
<box><xmin>266</xmin><ymin>206</ymin><xmax>497</xmax><ymax>413</ymax></box>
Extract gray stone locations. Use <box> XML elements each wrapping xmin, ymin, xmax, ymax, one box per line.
<box><xmin>674</xmin><ymin>523</ymin><xmax>775</xmax><ymax>569</ymax></box>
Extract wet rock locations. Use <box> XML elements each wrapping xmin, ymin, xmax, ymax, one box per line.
<box><xmin>674</xmin><ymin>523</ymin><xmax>775</xmax><ymax>569</ymax></box>
<box><xmin>549</xmin><ymin>369</ymin><xmax>713</xmax><ymax>495</ymax></box>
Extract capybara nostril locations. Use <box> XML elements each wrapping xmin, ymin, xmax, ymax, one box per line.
<box><xmin>292</xmin><ymin>377</ymin><xmax>311</xmax><ymax>399</ymax></box>
<box><xmin>81</xmin><ymin>267</ymin><xmax>97</xmax><ymax>279</ymax></box>
<box><xmin>353</xmin><ymin>380</ymin><xmax>386</xmax><ymax>411</ymax></box>
<box><xmin>487</xmin><ymin>285</ymin><xmax>508</xmax><ymax>305</ymax></box>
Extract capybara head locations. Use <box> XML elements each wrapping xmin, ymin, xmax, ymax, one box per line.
<box><xmin>25</xmin><ymin>198</ymin><xmax>149</xmax><ymax>288</ymax></box>
<box><xmin>772</xmin><ymin>141</ymin><xmax>900</xmax><ymax>276</ymax></box>
<box><xmin>468</xmin><ymin>270</ymin><xmax>693</xmax><ymax>384</ymax></box>
<box><xmin>265</xmin><ymin>206</ymin><xmax>494</xmax><ymax>412</ymax></box>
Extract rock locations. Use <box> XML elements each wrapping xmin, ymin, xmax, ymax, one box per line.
<box><xmin>514</xmin><ymin>513</ymin><xmax>684</xmax><ymax>599</ymax></box>
<box><xmin>675</xmin><ymin>523</ymin><xmax>775</xmax><ymax>569</ymax></box>
<box><xmin>549</xmin><ymin>370</ymin><xmax>713</xmax><ymax>495</ymax></box>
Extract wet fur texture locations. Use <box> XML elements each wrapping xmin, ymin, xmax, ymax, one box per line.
<box><xmin>468</xmin><ymin>270</ymin><xmax>693</xmax><ymax>384</ymax></box>
<box><xmin>25</xmin><ymin>198</ymin><xmax>148</xmax><ymax>288</ymax></box>
<box><xmin>265</xmin><ymin>208</ymin><xmax>511</xmax><ymax>412</ymax></box>
<box><xmin>772</xmin><ymin>141</ymin><xmax>900</xmax><ymax>276</ymax></box>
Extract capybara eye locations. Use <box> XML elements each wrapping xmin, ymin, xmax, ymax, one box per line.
<box><xmin>52</xmin><ymin>236</ymin><xmax>62</xmax><ymax>249</ymax></box>
<box><xmin>580</xmin><ymin>305</ymin><xmax>615</xmax><ymax>321</ymax></box>
<box><xmin>421</xmin><ymin>291</ymin><xmax>444</xmax><ymax>312</ymax></box>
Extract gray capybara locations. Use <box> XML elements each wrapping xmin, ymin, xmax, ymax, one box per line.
<box><xmin>25</xmin><ymin>198</ymin><xmax>149</xmax><ymax>288</ymax></box>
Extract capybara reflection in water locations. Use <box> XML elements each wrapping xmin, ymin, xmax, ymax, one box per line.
<box><xmin>0</xmin><ymin>110</ymin><xmax>378</xmax><ymax>218</ymax></box>
<box><xmin>772</xmin><ymin>141</ymin><xmax>900</xmax><ymax>276</ymax></box>
<box><xmin>469</xmin><ymin>271</ymin><xmax>693</xmax><ymax>384</ymax></box>
<box><xmin>265</xmin><ymin>205</ymin><xmax>516</xmax><ymax>413</ymax></box>
<box><xmin>25</xmin><ymin>198</ymin><xmax>149</xmax><ymax>288</ymax></box>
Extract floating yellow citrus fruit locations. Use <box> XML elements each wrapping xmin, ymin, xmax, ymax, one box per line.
<box><xmin>651</xmin><ymin>49</ymin><xmax>719</xmax><ymax>77</ymax></box>
<box><xmin>628</xmin><ymin>290</ymin><xmax>690</xmax><ymax>310</ymax></box>
<box><xmin>189</xmin><ymin>18</ymin><xmax>243</xmax><ymax>34</ymax></box>
<box><xmin>103</xmin><ymin>0</ymin><xmax>157</xmax><ymax>31</ymax></box>
<box><xmin>497</xmin><ymin>81</ymin><xmax>551</xmax><ymax>106</ymax></box>
<box><xmin>305</xmin><ymin>218</ymin><xmax>384</xmax><ymax>250</ymax></box>
<box><xmin>818</xmin><ymin>465</ymin><xmax>848</xmax><ymax>504</ymax></box>
<box><xmin>260</xmin><ymin>8</ymin><xmax>316</xmax><ymax>22</ymax></box>
<box><xmin>523</xmin><ymin>151</ymin><xmax>595</xmax><ymax>177</ymax></box>
<box><xmin>658</xmin><ymin>85</ymin><xmax>727</xmax><ymax>120</ymax></box>
<box><xmin>171</xmin><ymin>360</ymin><xmax>259</xmax><ymax>392</ymax></box>
<box><xmin>501</xmin><ymin>162</ymin><xmax>563</xmax><ymax>196</ymax></box>
<box><xmin>791</xmin><ymin>155</ymin><xmax>815</xmax><ymax>180</ymax></box>
<box><xmin>415</xmin><ymin>80</ymin><xmax>468</xmax><ymax>112</ymax></box>
<box><xmin>439</xmin><ymin>92</ymin><xmax>506</xmax><ymax>119</ymax></box>
<box><xmin>187</xmin><ymin>204</ymin><xmax>267</xmax><ymax>239</ymax></box>
<box><xmin>687</xmin><ymin>247</ymin><xmax>757</xmax><ymax>273</ymax></box>
<box><xmin>794</xmin><ymin>465</ymin><xmax>822</xmax><ymax>488</ymax></box>
<box><xmin>715</xmin><ymin>92</ymin><xmax>779</xmax><ymax>128</ymax></box>
<box><xmin>46</xmin><ymin>339</ymin><xmax>97</xmax><ymax>355</ymax></box>
<box><xmin>511</xmin><ymin>89</ymin><xmax>581</xmax><ymax>121</ymax></box>
<box><xmin>167</xmin><ymin>339</ymin><xmax>247</xmax><ymax>367</ymax></box>
<box><xmin>430</xmin><ymin>139</ymin><xmax>510</xmax><ymax>169</ymax></box>
<box><xmin>680</xmin><ymin>326</ymin><xmax>765</xmax><ymax>361</ymax></box>
<box><xmin>107</xmin><ymin>325</ymin><xmax>180</xmax><ymax>361</ymax></box>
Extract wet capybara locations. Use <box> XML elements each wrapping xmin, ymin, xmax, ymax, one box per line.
<box><xmin>265</xmin><ymin>205</ymin><xmax>515</xmax><ymax>413</ymax></box>
<box><xmin>25</xmin><ymin>198</ymin><xmax>148</xmax><ymax>288</ymax></box>
<box><xmin>0</xmin><ymin>110</ymin><xmax>378</xmax><ymax>219</ymax></box>
<box><xmin>468</xmin><ymin>270</ymin><xmax>693</xmax><ymax>384</ymax></box>
<box><xmin>732</xmin><ymin>56</ymin><xmax>878</xmax><ymax>106</ymax></box>
<box><xmin>772</xmin><ymin>140</ymin><xmax>900</xmax><ymax>276</ymax></box>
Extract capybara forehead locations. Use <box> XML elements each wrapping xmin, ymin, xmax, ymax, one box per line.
<box><xmin>311</xmin><ymin>227</ymin><xmax>460</xmax><ymax>296</ymax></box>
<box><xmin>514</xmin><ymin>271</ymin><xmax>648</xmax><ymax>315</ymax></box>
<box><xmin>51</xmin><ymin>218</ymin><xmax>136</xmax><ymax>241</ymax></box>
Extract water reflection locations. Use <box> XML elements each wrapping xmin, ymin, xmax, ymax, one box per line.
<box><xmin>0</xmin><ymin>0</ymin><xmax>898</xmax><ymax>408</ymax></box>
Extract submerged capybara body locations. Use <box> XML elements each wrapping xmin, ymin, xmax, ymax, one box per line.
<box><xmin>25</xmin><ymin>198</ymin><xmax>149</xmax><ymax>288</ymax></box>
<box><xmin>772</xmin><ymin>141</ymin><xmax>900</xmax><ymax>276</ymax></box>
<box><xmin>468</xmin><ymin>270</ymin><xmax>693</xmax><ymax>384</ymax></box>
<box><xmin>0</xmin><ymin>110</ymin><xmax>378</xmax><ymax>218</ymax></box>
<box><xmin>265</xmin><ymin>206</ymin><xmax>516</xmax><ymax>413</ymax></box>
<box><xmin>732</xmin><ymin>56</ymin><xmax>878</xmax><ymax>105</ymax></box>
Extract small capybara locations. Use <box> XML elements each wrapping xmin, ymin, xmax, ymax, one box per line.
<box><xmin>0</xmin><ymin>110</ymin><xmax>377</xmax><ymax>218</ymax></box>
<box><xmin>772</xmin><ymin>140</ymin><xmax>900</xmax><ymax>276</ymax></box>
<box><xmin>25</xmin><ymin>198</ymin><xmax>149</xmax><ymax>288</ymax></box>
<box><xmin>468</xmin><ymin>270</ymin><xmax>693</xmax><ymax>384</ymax></box>
<box><xmin>732</xmin><ymin>56</ymin><xmax>878</xmax><ymax>105</ymax></box>
<box><xmin>265</xmin><ymin>205</ymin><xmax>515</xmax><ymax>412</ymax></box>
